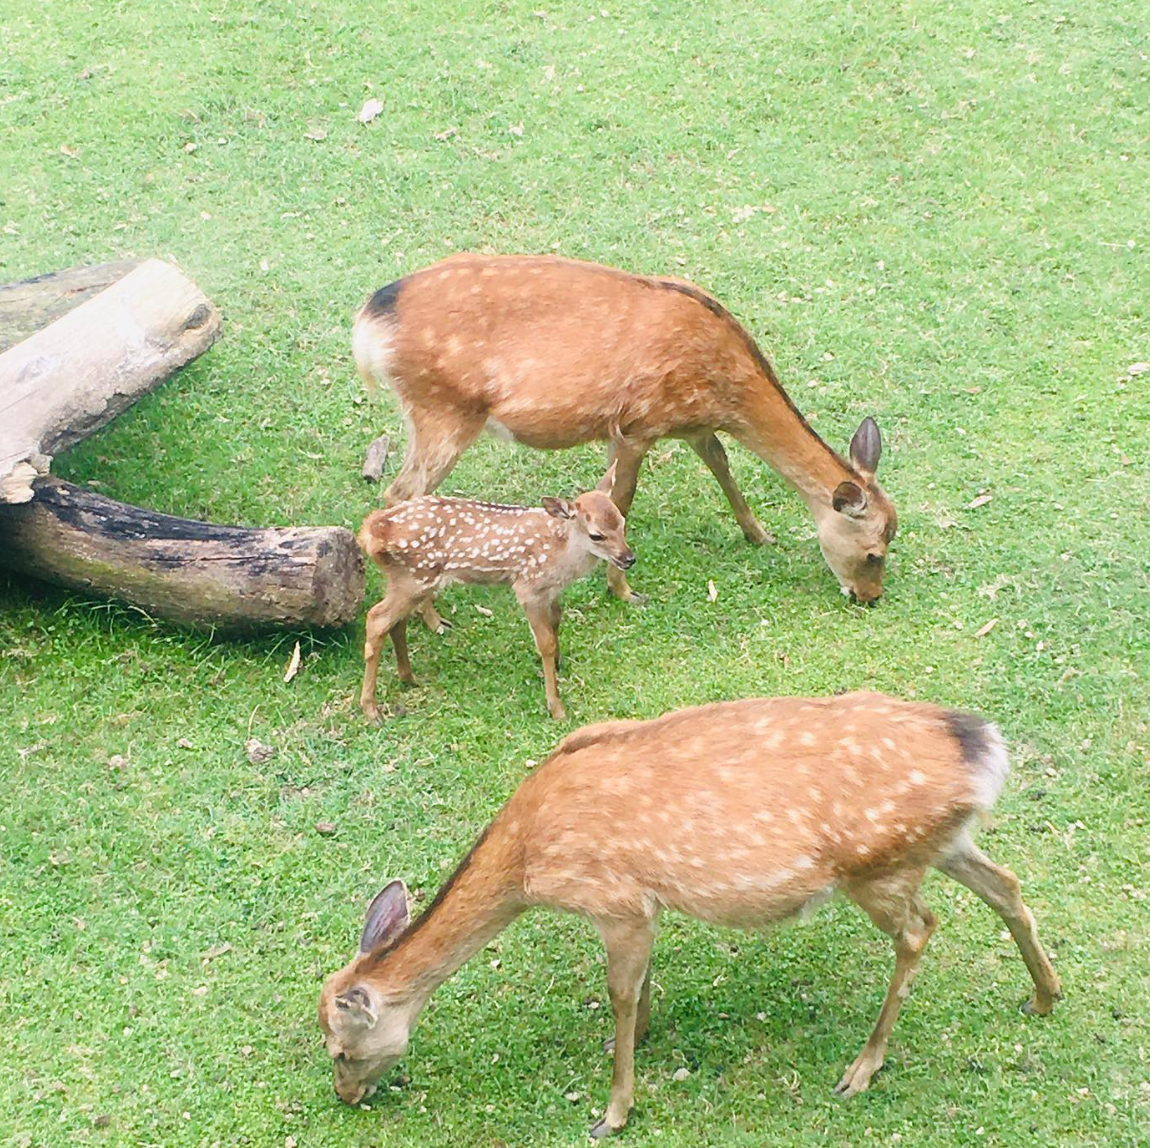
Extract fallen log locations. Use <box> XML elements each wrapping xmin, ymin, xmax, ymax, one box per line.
<box><xmin>0</xmin><ymin>259</ymin><xmax>221</xmax><ymax>503</ymax></box>
<box><xmin>0</xmin><ymin>478</ymin><xmax>365</xmax><ymax>631</ymax></box>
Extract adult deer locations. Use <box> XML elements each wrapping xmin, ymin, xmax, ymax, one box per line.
<box><xmin>318</xmin><ymin>693</ymin><xmax>1060</xmax><ymax>1136</ymax></box>
<box><xmin>353</xmin><ymin>254</ymin><xmax>896</xmax><ymax>604</ymax></box>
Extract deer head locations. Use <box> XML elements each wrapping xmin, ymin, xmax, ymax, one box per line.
<box><xmin>318</xmin><ymin>881</ymin><xmax>417</xmax><ymax>1104</ymax></box>
<box><xmin>813</xmin><ymin>417</ymin><xmax>897</xmax><ymax>604</ymax></box>
<box><xmin>540</xmin><ymin>461</ymin><xmax>636</xmax><ymax>571</ymax></box>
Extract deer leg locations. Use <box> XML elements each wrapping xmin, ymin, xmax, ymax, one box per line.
<box><xmin>360</xmin><ymin>587</ymin><xmax>420</xmax><ymax>723</ymax></box>
<box><xmin>837</xmin><ymin>872</ymin><xmax>936</xmax><ymax>1098</ymax></box>
<box><xmin>590</xmin><ymin>915</ymin><xmax>656</xmax><ymax>1138</ymax></box>
<box><xmin>604</xmin><ymin>440</ymin><xmax>651</xmax><ymax>605</ymax></box>
<box><xmin>936</xmin><ymin>838</ymin><xmax>1061</xmax><ymax>1015</ymax></box>
<box><xmin>519</xmin><ymin>593</ymin><xmax>565</xmax><ymax>720</ymax></box>
<box><xmin>687</xmin><ymin>432</ymin><xmax>774</xmax><ymax>545</ymax></box>
<box><xmin>383</xmin><ymin>410</ymin><xmax>484</xmax><ymax>505</ymax></box>
<box><xmin>418</xmin><ymin>600</ymin><xmax>451</xmax><ymax>634</ymax></box>
<box><xmin>549</xmin><ymin>599</ymin><xmax>562</xmax><ymax>671</ymax></box>
<box><xmin>604</xmin><ymin>965</ymin><xmax>652</xmax><ymax>1054</ymax></box>
<box><xmin>390</xmin><ymin>617</ymin><xmax>415</xmax><ymax>684</ymax></box>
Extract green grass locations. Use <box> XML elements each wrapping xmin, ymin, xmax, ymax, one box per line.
<box><xmin>2</xmin><ymin>1</ymin><xmax>1148</xmax><ymax>1145</ymax></box>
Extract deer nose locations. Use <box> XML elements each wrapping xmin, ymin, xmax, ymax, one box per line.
<box><xmin>618</xmin><ymin>552</ymin><xmax>636</xmax><ymax>569</ymax></box>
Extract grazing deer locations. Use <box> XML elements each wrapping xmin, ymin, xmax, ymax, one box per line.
<box><xmin>353</xmin><ymin>253</ymin><xmax>896</xmax><ymax>605</ymax></box>
<box><xmin>318</xmin><ymin>692</ymin><xmax>1060</xmax><ymax>1136</ymax></box>
<box><xmin>355</xmin><ymin>464</ymin><xmax>634</xmax><ymax>723</ymax></box>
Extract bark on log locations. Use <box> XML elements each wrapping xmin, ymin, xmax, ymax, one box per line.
<box><xmin>0</xmin><ymin>259</ymin><xmax>222</xmax><ymax>503</ymax></box>
<box><xmin>0</xmin><ymin>478</ymin><xmax>365</xmax><ymax>631</ymax></box>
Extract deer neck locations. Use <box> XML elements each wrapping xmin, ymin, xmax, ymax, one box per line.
<box><xmin>367</xmin><ymin>817</ymin><xmax>526</xmax><ymax>1006</ymax></box>
<box><xmin>737</xmin><ymin>372</ymin><xmax>860</xmax><ymax>507</ymax></box>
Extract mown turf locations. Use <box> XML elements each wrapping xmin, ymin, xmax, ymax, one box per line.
<box><xmin>1</xmin><ymin>1</ymin><xmax>1148</xmax><ymax>1146</ymax></box>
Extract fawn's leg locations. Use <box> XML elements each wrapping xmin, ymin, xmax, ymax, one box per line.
<box><xmin>360</xmin><ymin>583</ymin><xmax>421</xmax><ymax>722</ymax></box>
<box><xmin>383</xmin><ymin>410</ymin><xmax>483</xmax><ymax>633</ymax></box>
<box><xmin>687</xmin><ymin>432</ymin><xmax>774</xmax><ymax>545</ymax></box>
<box><xmin>390</xmin><ymin>617</ymin><xmax>415</xmax><ymax>684</ymax></box>
<box><xmin>837</xmin><ymin>871</ymin><xmax>936</xmax><ymax>1097</ymax></box>
<box><xmin>519</xmin><ymin>592</ymin><xmax>565</xmax><ymax>720</ymax></box>
<box><xmin>590</xmin><ymin>915</ymin><xmax>656</xmax><ymax>1138</ymax></box>
<box><xmin>604</xmin><ymin>439</ymin><xmax>652</xmax><ymax>605</ymax></box>
<box><xmin>936</xmin><ymin>837</ymin><xmax>1061</xmax><ymax>1015</ymax></box>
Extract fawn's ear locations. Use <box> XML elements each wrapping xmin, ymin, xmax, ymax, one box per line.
<box><xmin>832</xmin><ymin>480</ymin><xmax>868</xmax><ymax>518</ymax></box>
<box><xmin>595</xmin><ymin>460</ymin><xmax>618</xmax><ymax>495</ymax></box>
<box><xmin>358</xmin><ymin>880</ymin><xmax>410</xmax><ymax>955</ymax></box>
<box><xmin>333</xmin><ymin>984</ymin><xmax>378</xmax><ymax>1030</ymax></box>
<box><xmin>542</xmin><ymin>497</ymin><xmax>574</xmax><ymax>520</ymax></box>
<box><xmin>849</xmin><ymin>416</ymin><xmax>882</xmax><ymax>476</ymax></box>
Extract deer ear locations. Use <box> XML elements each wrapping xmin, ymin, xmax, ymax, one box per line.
<box><xmin>832</xmin><ymin>481</ymin><xmax>868</xmax><ymax>518</ymax></box>
<box><xmin>359</xmin><ymin>880</ymin><xmax>410</xmax><ymax>955</ymax></box>
<box><xmin>334</xmin><ymin>984</ymin><xmax>377</xmax><ymax>1029</ymax></box>
<box><xmin>849</xmin><ymin>417</ymin><xmax>882</xmax><ymax>475</ymax></box>
<box><xmin>595</xmin><ymin>460</ymin><xmax>618</xmax><ymax>495</ymax></box>
<box><xmin>542</xmin><ymin>497</ymin><xmax>574</xmax><ymax>520</ymax></box>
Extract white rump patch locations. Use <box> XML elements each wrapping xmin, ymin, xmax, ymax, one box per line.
<box><xmin>352</xmin><ymin>317</ymin><xmax>396</xmax><ymax>394</ymax></box>
<box><xmin>969</xmin><ymin>722</ymin><xmax>1009</xmax><ymax>810</ymax></box>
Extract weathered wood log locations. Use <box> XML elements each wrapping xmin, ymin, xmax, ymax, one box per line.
<box><xmin>0</xmin><ymin>478</ymin><xmax>365</xmax><ymax>630</ymax></box>
<box><xmin>0</xmin><ymin>260</ymin><xmax>142</xmax><ymax>353</ymax></box>
<box><xmin>361</xmin><ymin>433</ymin><xmax>391</xmax><ymax>482</ymax></box>
<box><xmin>0</xmin><ymin>259</ymin><xmax>221</xmax><ymax>503</ymax></box>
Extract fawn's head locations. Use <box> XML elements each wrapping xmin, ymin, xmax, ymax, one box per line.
<box><xmin>813</xmin><ymin>417</ymin><xmax>896</xmax><ymax>604</ymax></box>
<box><xmin>541</xmin><ymin>462</ymin><xmax>636</xmax><ymax>571</ymax></box>
<box><xmin>318</xmin><ymin>881</ymin><xmax>415</xmax><ymax>1105</ymax></box>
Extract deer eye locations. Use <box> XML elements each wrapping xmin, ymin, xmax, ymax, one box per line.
<box><xmin>587</xmin><ymin>532</ymin><xmax>605</xmax><ymax>542</ymax></box>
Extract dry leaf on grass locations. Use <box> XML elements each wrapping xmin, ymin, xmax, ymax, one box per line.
<box><xmin>433</xmin><ymin>127</ymin><xmax>458</xmax><ymax>141</ymax></box>
<box><xmin>245</xmin><ymin>737</ymin><xmax>276</xmax><ymax>764</ymax></box>
<box><xmin>304</xmin><ymin>126</ymin><xmax>327</xmax><ymax>141</ymax></box>
<box><xmin>707</xmin><ymin>579</ymin><xmax>718</xmax><ymax>602</ymax></box>
<box><xmin>967</xmin><ymin>493</ymin><xmax>993</xmax><ymax>510</ymax></box>
<box><xmin>974</xmin><ymin>618</ymin><xmax>999</xmax><ymax>638</ymax></box>
<box><xmin>1127</xmin><ymin>362</ymin><xmax>1149</xmax><ymax>376</ymax></box>
<box><xmin>357</xmin><ymin>98</ymin><xmax>383</xmax><ymax>124</ymax></box>
<box><xmin>283</xmin><ymin>641</ymin><xmax>301</xmax><ymax>683</ymax></box>
<box><xmin>475</xmin><ymin>605</ymin><xmax>494</xmax><ymax>618</ymax></box>
<box><xmin>315</xmin><ymin>821</ymin><xmax>337</xmax><ymax>836</ymax></box>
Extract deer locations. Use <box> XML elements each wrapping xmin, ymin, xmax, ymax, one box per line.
<box><xmin>355</xmin><ymin>462</ymin><xmax>634</xmax><ymax>724</ymax></box>
<box><xmin>352</xmin><ymin>253</ymin><xmax>897</xmax><ymax>610</ymax></box>
<box><xmin>318</xmin><ymin>692</ymin><xmax>1061</xmax><ymax>1137</ymax></box>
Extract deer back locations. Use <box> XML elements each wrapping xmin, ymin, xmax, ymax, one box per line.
<box><xmin>509</xmin><ymin>693</ymin><xmax>1005</xmax><ymax>926</ymax></box>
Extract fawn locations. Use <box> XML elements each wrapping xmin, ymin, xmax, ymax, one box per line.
<box><xmin>353</xmin><ymin>253</ymin><xmax>895</xmax><ymax>604</ymax></box>
<box><xmin>319</xmin><ymin>692</ymin><xmax>1060</xmax><ymax>1136</ymax></box>
<box><xmin>355</xmin><ymin>463</ymin><xmax>633</xmax><ymax>723</ymax></box>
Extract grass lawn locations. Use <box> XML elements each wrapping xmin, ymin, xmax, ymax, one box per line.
<box><xmin>2</xmin><ymin>1</ymin><xmax>1148</xmax><ymax>1145</ymax></box>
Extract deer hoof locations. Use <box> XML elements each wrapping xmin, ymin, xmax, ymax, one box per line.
<box><xmin>361</xmin><ymin>704</ymin><xmax>382</xmax><ymax>726</ymax></box>
<box><xmin>744</xmin><ymin>524</ymin><xmax>776</xmax><ymax>546</ymax></box>
<box><xmin>1021</xmin><ymin>994</ymin><xmax>1059</xmax><ymax>1017</ymax></box>
<box><xmin>548</xmin><ymin>703</ymin><xmax>568</xmax><ymax>722</ymax></box>
<box><xmin>589</xmin><ymin>1117</ymin><xmax>622</xmax><ymax>1139</ymax></box>
<box><xmin>834</xmin><ymin>1051</ymin><xmax>882</xmax><ymax>1098</ymax></box>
